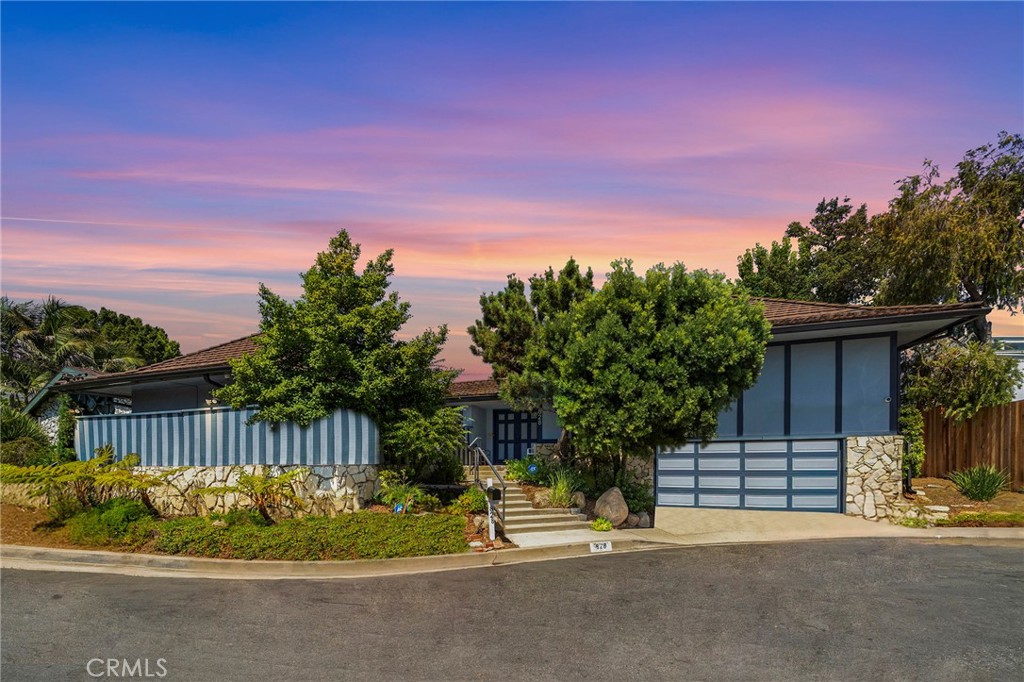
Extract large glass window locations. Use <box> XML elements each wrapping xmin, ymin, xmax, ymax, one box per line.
<box><xmin>841</xmin><ymin>337</ymin><xmax>892</xmax><ymax>433</ymax></box>
<box><xmin>790</xmin><ymin>341</ymin><xmax>837</xmax><ymax>435</ymax></box>
<box><xmin>716</xmin><ymin>401</ymin><xmax>739</xmax><ymax>438</ymax></box>
<box><xmin>742</xmin><ymin>346</ymin><xmax>785</xmax><ymax>436</ymax></box>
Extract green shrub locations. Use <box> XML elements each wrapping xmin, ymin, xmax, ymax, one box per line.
<box><xmin>153</xmin><ymin>512</ymin><xmax>468</xmax><ymax>560</ymax></box>
<box><xmin>0</xmin><ymin>405</ymin><xmax>49</xmax><ymax>446</ymax></box>
<box><xmin>948</xmin><ymin>465</ymin><xmax>1009</xmax><ymax>502</ymax></box>
<box><xmin>448</xmin><ymin>487</ymin><xmax>487</xmax><ymax>515</ymax></box>
<box><xmin>899</xmin><ymin>405</ymin><xmax>926</xmax><ymax>478</ymax></box>
<box><xmin>56</xmin><ymin>394</ymin><xmax>76</xmax><ymax>450</ymax></box>
<box><xmin>216</xmin><ymin>508</ymin><xmax>271</xmax><ymax>528</ymax></box>
<box><xmin>65</xmin><ymin>498</ymin><xmax>154</xmax><ymax>546</ymax></box>
<box><xmin>548</xmin><ymin>468</ymin><xmax>584</xmax><ymax>508</ymax></box>
<box><xmin>383</xmin><ymin>407</ymin><xmax>467</xmax><ymax>485</ymax></box>
<box><xmin>505</xmin><ymin>455</ymin><xmax>552</xmax><ymax>485</ymax></box>
<box><xmin>619</xmin><ymin>480</ymin><xmax>654</xmax><ymax>513</ymax></box>
<box><xmin>592</xmin><ymin>517</ymin><xmax>613</xmax><ymax>532</ymax></box>
<box><xmin>376</xmin><ymin>473</ymin><xmax>442</xmax><ymax>513</ymax></box>
<box><xmin>0</xmin><ymin>437</ymin><xmax>53</xmax><ymax>466</ymax></box>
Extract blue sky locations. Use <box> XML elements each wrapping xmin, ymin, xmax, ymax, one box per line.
<box><xmin>2</xmin><ymin>2</ymin><xmax>1021</xmax><ymax>374</ymax></box>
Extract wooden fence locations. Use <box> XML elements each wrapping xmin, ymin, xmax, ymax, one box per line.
<box><xmin>921</xmin><ymin>400</ymin><xmax>1024</xmax><ymax>488</ymax></box>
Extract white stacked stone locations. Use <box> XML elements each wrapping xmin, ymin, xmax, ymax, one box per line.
<box><xmin>136</xmin><ymin>464</ymin><xmax>378</xmax><ymax>518</ymax></box>
<box><xmin>845</xmin><ymin>435</ymin><xmax>902</xmax><ymax>521</ymax></box>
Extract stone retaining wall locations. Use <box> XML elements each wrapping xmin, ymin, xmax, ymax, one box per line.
<box><xmin>1</xmin><ymin>465</ymin><xmax>378</xmax><ymax>518</ymax></box>
<box><xmin>142</xmin><ymin>464</ymin><xmax>378</xmax><ymax>517</ymax></box>
<box><xmin>845</xmin><ymin>435</ymin><xmax>903</xmax><ymax>521</ymax></box>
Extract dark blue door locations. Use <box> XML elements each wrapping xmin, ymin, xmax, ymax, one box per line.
<box><xmin>492</xmin><ymin>410</ymin><xmax>539</xmax><ymax>462</ymax></box>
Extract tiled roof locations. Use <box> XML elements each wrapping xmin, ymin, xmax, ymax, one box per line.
<box><xmin>448</xmin><ymin>379</ymin><xmax>500</xmax><ymax>399</ymax></box>
<box><xmin>756</xmin><ymin>298</ymin><xmax>986</xmax><ymax>327</ymax></box>
<box><xmin>127</xmin><ymin>335</ymin><xmax>259</xmax><ymax>376</ymax></box>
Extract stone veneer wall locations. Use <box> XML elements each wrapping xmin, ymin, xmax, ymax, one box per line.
<box><xmin>141</xmin><ymin>464</ymin><xmax>378</xmax><ymax>517</ymax></box>
<box><xmin>1</xmin><ymin>464</ymin><xmax>378</xmax><ymax>517</ymax></box>
<box><xmin>845</xmin><ymin>435</ymin><xmax>903</xmax><ymax>521</ymax></box>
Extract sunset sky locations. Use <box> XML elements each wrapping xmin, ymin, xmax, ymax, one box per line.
<box><xmin>2</xmin><ymin>2</ymin><xmax>1021</xmax><ymax>378</ymax></box>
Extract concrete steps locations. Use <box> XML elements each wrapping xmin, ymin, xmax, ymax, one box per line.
<box><xmin>460</xmin><ymin>475</ymin><xmax>592</xmax><ymax>535</ymax></box>
<box><xmin>498</xmin><ymin>483</ymin><xmax>591</xmax><ymax>534</ymax></box>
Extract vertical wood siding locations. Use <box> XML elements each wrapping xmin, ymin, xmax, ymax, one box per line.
<box><xmin>921</xmin><ymin>401</ymin><xmax>1023</xmax><ymax>488</ymax></box>
<box><xmin>75</xmin><ymin>407</ymin><xmax>378</xmax><ymax>466</ymax></box>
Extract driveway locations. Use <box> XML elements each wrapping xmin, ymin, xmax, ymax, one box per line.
<box><xmin>2</xmin><ymin>539</ymin><xmax>1021</xmax><ymax>681</ymax></box>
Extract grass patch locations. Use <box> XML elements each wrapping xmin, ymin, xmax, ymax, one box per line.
<box><xmin>936</xmin><ymin>511</ymin><xmax>1024</xmax><ymax>528</ymax></box>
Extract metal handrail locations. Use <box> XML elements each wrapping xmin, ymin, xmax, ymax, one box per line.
<box><xmin>468</xmin><ymin>437</ymin><xmax>506</xmax><ymax>526</ymax></box>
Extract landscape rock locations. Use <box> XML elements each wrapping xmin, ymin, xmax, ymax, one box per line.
<box><xmin>571</xmin><ymin>491</ymin><xmax>586</xmax><ymax>509</ymax></box>
<box><xmin>594</xmin><ymin>487</ymin><xmax>629</xmax><ymax>526</ymax></box>
<box><xmin>626</xmin><ymin>513</ymin><xmax>640</xmax><ymax>528</ymax></box>
<box><xmin>637</xmin><ymin>512</ymin><xmax>651</xmax><ymax>528</ymax></box>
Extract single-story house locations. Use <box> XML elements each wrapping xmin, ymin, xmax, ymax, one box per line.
<box><xmin>35</xmin><ymin>297</ymin><xmax>989</xmax><ymax>522</ymax></box>
<box><xmin>445</xmin><ymin>298</ymin><xmax>990</xmax><ymax>521</ymax></box>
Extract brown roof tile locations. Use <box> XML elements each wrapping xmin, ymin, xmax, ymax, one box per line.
<box><xmin>447</xmin><ymin>379</ymin><xmax>500</xmax><ymax>399</ymax></box>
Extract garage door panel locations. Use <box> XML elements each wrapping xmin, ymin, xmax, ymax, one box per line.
<box><xmin>656</xmin><ymin>440</ymin><xmax>842</xmax><ymax>512</ymax></box>
<box><xmin>698</xmin><ymin>458</ymin><xmax>741</xmax><ymax>471</ymax></box>
<box><xmin>699</xmin><ymin>493</ymin><xmax>740</xmax><ymax>507</ymax></box>
<box><xmin>700</xmin><ymin>476</ymin><xmax>741</xmax><ymax>489</ymax></box>
<box><xmin>744</xmin><ymin>458</ymin><xmax>788</xmax><ymax>471</ymax></box>
<box><xmin>658</xmin><ymin>458</ymin><xmax>694</xmax><ymax>471</ymax></box>
<box><xmin>744</xmin><ymin>495</ymin><xmax>788</xmax><ymax>508</ymax></box>
<box><xmin>744</xmin><ymin>476</ymin><xmax>788</xmax><ymax>490</ymax></box>
<box><xmin>658</xmin><ymin>475</ymin><xmax>695</xmax><ymax>487</ymax></box>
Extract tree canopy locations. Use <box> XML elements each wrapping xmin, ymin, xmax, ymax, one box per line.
<box><xmin>552</xmin><ymin>262</ymin><xmax>771</xmax><ymax>480</ymax></box>
<box><xmin>468</xmin><ymin>258</ymin><xmax>595</xmax><ymax>412</ymax></box>
<box><xmin>737</xmin><ymin>132</ymin><xmax>1024</xmax><ymax>329</ymax></box>
<box><xmin>214</xmin><ymin>230</ymin><xmax>459</xmax><ymax>438</ymax></box>
<box><xmin>1</xmin><ymin>296</ymin><xmax>180</xmax><ymax>407</ymax></box>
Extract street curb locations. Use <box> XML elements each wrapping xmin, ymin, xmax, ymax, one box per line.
<box><xmin>0</xmin><ymin>539</ymin><xmax>671</xmax><ymax>580</ymax></box>
<box><xmin>2</xmin><ymin>528</ymin><xmax>1020</xmax><ymax>580</ymax></box>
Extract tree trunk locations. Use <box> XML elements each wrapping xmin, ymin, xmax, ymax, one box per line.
<box><xmin>961</xmin><ymin>278</ymin><xmax>989</xmax><ymax>341</ymax></box>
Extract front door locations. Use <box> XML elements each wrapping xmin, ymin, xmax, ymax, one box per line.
<box><xmin>492</xmin><ymin>410</ymin><xmax>539</xmax><ymax>462</ymax></box>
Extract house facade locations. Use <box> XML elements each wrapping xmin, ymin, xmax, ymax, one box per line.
<box><xmin>445</xmin><ymin>299</ymin><xmax>990</xmax><ymax>522</ymax></box>
<box><xmin>37</xmin><ymin>297</ymin><xmax>989</xmax><ymax>523</ymax></box>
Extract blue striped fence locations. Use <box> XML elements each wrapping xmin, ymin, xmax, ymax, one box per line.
<box><xmin>75</xmin><ymin>407</ymin><xmax>378</xmax><ymax>467</ymax></box>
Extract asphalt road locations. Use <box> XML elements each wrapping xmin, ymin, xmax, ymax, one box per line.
<box><xmin>2</xmin><ymin>539</ymin><xmax>1022</xmax><ymax>682</ymax></box>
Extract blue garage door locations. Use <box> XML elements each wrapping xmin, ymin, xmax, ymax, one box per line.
<box><xmin>656</xmin><ymin>440</ymin><xmax>843</xmax><ymax>512</ymax></box>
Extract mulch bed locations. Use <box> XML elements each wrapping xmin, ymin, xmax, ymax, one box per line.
<box><xmin>909</xmin><ymin>477</ymin><xmax>1024</xmax><ymax>516</ymax></box>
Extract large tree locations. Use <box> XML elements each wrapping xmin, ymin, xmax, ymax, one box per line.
<box><xmin>468</xmin><ymin>258</ymin><xmax>595</xmax><ymax>407</ymax></box>
<box><xmin>737</xmin><ymin>198</ymin><xmax>877</xmax><ymax>304</ymax></box>
<box><xmin>214</xmin><ymin>231</ymin><xmax>460</xmax><ymax>475</ymax></box>
<box><xmin>85</xmin><ymin>307</ymin><xmax>180</xmax><ymax>367</ymax></box>
<box><xmin>553</xmin><ymin>262</ymin><xmax>771</xmax><ymax>482</ymax></box>
<box><xmin>735</xmin><ymin>237</ymin><xmax>812</xmax><ymax>300</ymax></box>
<box><xmin>2</xmin><ymin>297</ymin><xmax>177</xmax><ymax>407</ymax></box>
<box><xmin>873</xmin><ymin>132</ymin><xmax>1024</xmax><ymax>338</ymax></box>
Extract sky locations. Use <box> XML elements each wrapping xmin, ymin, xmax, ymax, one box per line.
<box><xmin>2</xmin><ymin>2</ymin><xmax>1022</xmax><ymax>379</ymax></box>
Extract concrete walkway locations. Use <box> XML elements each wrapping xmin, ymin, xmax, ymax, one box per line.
<box><xmin>509</xmin><ymin>507</ymin><xmax>1024</xmax><ymax>548</ymax></box>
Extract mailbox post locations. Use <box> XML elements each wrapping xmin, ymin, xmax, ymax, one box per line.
<box><xmin>486</xmin><ymin>485</ymin><xmax>502</xmax><ymax>541</ymax></box>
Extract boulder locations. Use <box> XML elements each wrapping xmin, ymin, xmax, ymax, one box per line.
<box><xmin>571</xmin><ymin>491</ymin><xmax>587</xmax><ymax>510</ymax></box>
<box><xmin>594</xmin><ymin>487</ymin><xmax>629</xmax><ymax>526</ymax></box>
<box><xmin>637</xmin><ymin>512</ymin><xmax>651</xmax><ymax>528</ymax></box>
<box><xmin>626</xmin><ymin>513</ymin><xmax>640</xmax><ymax>528</ymax></box>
